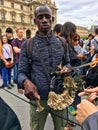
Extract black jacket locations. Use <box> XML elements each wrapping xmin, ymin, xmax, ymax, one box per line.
<box><xmin>18</xmin><ymin>31</ymin><xmax>70</xmax><ymax>100</ymax></box>
<box><xmin>0</xmin><ymin>97</ymin><xmax>21</xmax><ymax>130</ymax></box>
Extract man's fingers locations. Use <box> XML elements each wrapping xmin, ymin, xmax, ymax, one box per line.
<box><xmin>85</xmin><ymin>87</ymin><xmax>98</xmax><ymax>93</ymax></box>
<box><xmin>34</xmin><ymin>92</ymin><xmax>40</xmax><ymax>100</ymax></box>
<box><xmin>78</xmin><ymin>92</ymin><xmax>85</xmax><ymax>97</ymax></box>
<box><xmin>86</xmin><ymin>92</ymin><xmax>97</xmax><ymax>102</ymax></box>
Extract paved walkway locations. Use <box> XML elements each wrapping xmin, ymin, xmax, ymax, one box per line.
<box><xmin>0</xmin><ymin>79</ymin><xmax>81</xmax><ymax>130</ymax></box>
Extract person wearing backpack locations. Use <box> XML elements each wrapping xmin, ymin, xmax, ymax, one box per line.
<box><xmin>18</xmin><ymin>4</ymin><xmax>71</xmax><ymax>130</ymax></box>
<box><xmin>11</xmin><ymin>27</ymin><xmax>26</xmax><ymax>94</ymax></box>
<box><xmin>90</xmin><ymin>28</ymin><xmax>98</xmax><ymax>54</ymax></box>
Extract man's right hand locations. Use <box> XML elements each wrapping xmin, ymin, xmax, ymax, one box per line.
<box><xmin>23</xmin><ymin>79</ymin><xmax>40</xmax><ymax>100</ymax></box>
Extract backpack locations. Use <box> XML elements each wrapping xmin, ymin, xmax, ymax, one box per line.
<box><xmin>84</xmin><ymin>65</ymin><xmax>98</xmax><ymax>88</ymax></box>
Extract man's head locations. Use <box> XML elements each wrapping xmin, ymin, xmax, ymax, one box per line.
<box><xmin>88</xmin><ymin>33</ymin><xmax>94</xmax><ymax>40</ymax></box>
<box><xmin>95</xmin><ymin>28</ymin><xmax>98</xmax><ymax>35</ymax></box>
<box><xmin>53</xmin><ymin>24</ymin><xmax>62</xmax><ymax>36</ymax></box>
<box><xmin>5</xmin><ymin>27</ymin><xmax>13</xmax><ymax>39</ymax></box>
<box><xmin>16</xmin><ymin>27</ymin><xmax>23</xmax><ymax>39</ymax></box>
<box><xmin>34</xmin><ymin>4</ymin><xmax>53</xmax><ymax>35</ymax></box>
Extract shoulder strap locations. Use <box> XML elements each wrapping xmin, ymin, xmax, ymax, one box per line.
<box><xmin>57</xmin><ymin>36</ymin><xmax>67</xmax><ymax>49</ymax></box>
<box><xmin>94</xmin><ymin>39</ymin><xmax>98</xmax><ymax>44</ymax></box>
<box><xmin>26</xmin><ymin>37</ymin><xmax>34</xmax><ymax>65</ymax></box>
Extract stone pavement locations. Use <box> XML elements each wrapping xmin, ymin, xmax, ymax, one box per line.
<box><xmin>0</xmin><ymin>79</ymin><xmax>81</xmax><ymax>130</ymax></box>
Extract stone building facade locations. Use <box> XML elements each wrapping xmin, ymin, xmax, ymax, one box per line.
<box><xmin>77</xmin><ymin>26</ymin><xmax>89</xmax><ymax>38</ymax></box>
<box><xmin>0</xmin><ymin>0</ymin><xmax>89</xmax><ymax>38</ymax></box>
<box><xmin>0</xmin><ymin>0</ymin><xmax>57</xmax><ymax>38</ymax></box>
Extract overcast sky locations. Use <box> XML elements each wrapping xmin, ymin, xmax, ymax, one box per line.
<box><xmin>52</xmin><ymin>0</ymin><xmax>98</xmax><ymax>29</ymax></box>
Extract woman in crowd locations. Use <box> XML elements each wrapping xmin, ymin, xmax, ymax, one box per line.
<box><xmin>0</xmin><ymin>35</ymin><xmax>14</xmax><ymax>89</ymax></box>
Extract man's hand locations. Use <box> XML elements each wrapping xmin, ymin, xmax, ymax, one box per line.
<box><xmin>60</xmin><ymin>66</ymin><xmax>68</xmax><ymax>74</ymax></box>
<box><xmin>23</xmin><ymin>79</ymin><xmax>40</xmax><ymax>100</ymax></box>
<box><xmin>76</xmin><ymin>99</ymin><xmax>98</xmax><ymax>125</ymax></box>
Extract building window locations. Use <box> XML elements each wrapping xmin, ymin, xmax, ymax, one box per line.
<box><xmin>21</xmin><ymin>16</ymin><xmax>24</xmax><ymax>23</ymax></box>
<box><xmin>12</xmin><ymin>14</ymin><xmax>15</xmax><ymax>22</ymax></box>
<box><xmin>1</xmin><ymin>12</ymin><xmax>5</xmax><ymax>22</ymax></box>
<box><xmin>30</xmin><ymin>6</ymin><xmax>32</xmax><ymax>11</ymax></box>
<box><xmin>20</xmin><ymin>5</ymin><xmax>23</xmax><ymax>10</ymax></box>
<box><xmin>0</xmin><ymin>0</ymin><xmax>3</xmax><ymax>5</ymax></box>
<box><xmin>11</xmin><ymin>2</ymin><xmax>14</xmax><ymax>8</ymax></box>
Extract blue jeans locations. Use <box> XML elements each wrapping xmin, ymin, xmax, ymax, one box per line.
<box><xmin>2</xmin><ymin>67</ymin><xmax>12</xmax><ymax>86</ymax></box>
<box><xmin>13</xmin><ymin>62</ymin><xmax>17</xmax><ymax>82</ymax></box>
<box><xmin>14</xmin><ymin>63</ymin><xmax>21</xmax><ymax>89</ymax></box>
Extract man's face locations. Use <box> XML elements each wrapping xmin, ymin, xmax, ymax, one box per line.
<box><xmin>34</xmin><ymin>6</ymin><xmax>53</xmax><ymax>35</ymax></box>
<box><xmin>17</xmin><ymin>29</ymin><xmax>23</xmax><ymax>38</ymax></box>
<box><xmin>6</xmin><ymin>33</ymin><xmax>13</xmax><ymax>39</ymax></box>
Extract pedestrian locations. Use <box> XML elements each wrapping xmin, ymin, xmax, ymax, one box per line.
<box><xmin>18</xmin><ymin>4</ymin><xmax>71</xmax><ymax>130</ymax></box>
<box><xmin>11</xmin><ymin>27</ymin><xmax>26</xmax><ymax>94</ymax></box>
<box><xmin>83</xmin><ymin>33</ymin><xmax>94</xmax><ymax>52</ymax></box>
<box><xmin>60</xmin><ymin>22</ymin><xmax>84</xmax><ymax>66</ymax></box>
<box><xmin>0</xmin><ymin>34</ymin><xmax>14</xmax><ymax>89</ymax></box>
<box><xmin>76</xmin><ymin>87</ymin><xmax>98</xmax><ymax>130</ymax></box>
<box><xmin>5</xmin><ymin>27</ymin><xmax>14</xmax><ymax>87</ymax></box>
<box><xmin>5</xmin><ymin>27</ymin><xmax>14</xmax><ymax>46</ymax></box>
<box><xmin>53</xmin><ymin>23</ymin><xmax>62</xmax><ymax>36</ymax></box>
<box><xmin>90</xmin><ymin>28</ymin><xmax>98</xmax><ymax>55</ymax></box>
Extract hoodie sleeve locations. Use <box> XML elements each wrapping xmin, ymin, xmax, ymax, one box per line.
<box><xmin>81</xmin><ymin>112</ymin><xmax>98</xmax><ymax>130</ymax></box>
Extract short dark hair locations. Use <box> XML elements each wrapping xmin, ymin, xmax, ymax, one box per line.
<box><xmin>95</xmin><ymin>28</ymin><xmax>98</xmax><ymax>35</ymax></box>
<box><xmin>88</xmin><ymin>33</ymin><xmax>94</xmax><ymax>38</ymax></box>
<box><xmin>5</xmin><ymin>27</ymin><xmax>13</xmax><ymax>33</ymax></box>
<box><xmin>53</xmin><ymin>24</ymin><xmax>62</xmax><ymax>34</ymax></box>
<box><xmin>34</xmin><ymin>4</ymin><xmax>52</xmax><ymax>17</ymax></box>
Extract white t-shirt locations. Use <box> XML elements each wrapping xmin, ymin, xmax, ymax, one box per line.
<box><xmin>3</xmin><ymin>44</ymin><xmax>11</xmax><ymax>59</ymax></box>
<box><xmin>91</xmin><ymin>37</ymin><xmax>98</xmax><ymax>51</ymax></box>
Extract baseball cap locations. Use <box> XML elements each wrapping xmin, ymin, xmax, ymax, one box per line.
<box><xmin>5</xmin><ymin>27</ymin><xmax>13</xmax><ymax>33</ymax></box>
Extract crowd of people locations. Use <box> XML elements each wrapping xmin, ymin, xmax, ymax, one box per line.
<box><xmin>0</xmin><ymin>4</ymin><xmax>98</xmax><ymax>130</ymax></box>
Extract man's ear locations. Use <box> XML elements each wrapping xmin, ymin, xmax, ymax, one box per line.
<box><xmin>52</xmin><ymin>16</ymin><xmax>54</xmax><ymax>22</ymax></box>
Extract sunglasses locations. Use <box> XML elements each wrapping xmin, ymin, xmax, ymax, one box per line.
<box><xmin>73</xmin><ymin>38</ymin><xmax>80</xmax><ymax>42</ymax></box>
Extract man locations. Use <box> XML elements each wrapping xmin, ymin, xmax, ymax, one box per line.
<box><xmin>5</xmin><ymin>27</ymin><xmax>14</xmax><ymax>45</ymax></box>
<box><xmin>18</xmin><ymin>4</ymin><xmax>70</xmax><ymax>130</ymax></box>
<box><xmin>11</xmin><ymin>27</ymin><xmax>26</xmax><ymax>93</ymax></box>
<box><xmin>76</xmin><ymin>87</ymin><xmax>98</xmax><ymax>130</ymax></box>
<box><xmin>90</xmin><ymin>28</ymin><xmax>98</xmax><ymax>55</ymax></box>
<box><xmin>53</xmin><ymin>23</ymin><xmax>62</xmax><ymax>36</ymax></box>
<box><xmin>83</xmin><ymin>33</ymin><xmax>94</xmax><ymax>52</ymax></box>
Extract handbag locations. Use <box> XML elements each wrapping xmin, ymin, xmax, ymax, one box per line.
<box><xmin>3</xmin><ymin>46</ymin><xmax>14</xmax><ymax>68</ymax></box>
<box><xmin>5</xmin><ymin>60</ymin><xmax>14</xmax><ymax>68</ymax></box>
